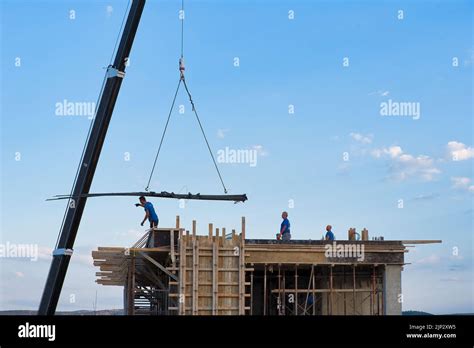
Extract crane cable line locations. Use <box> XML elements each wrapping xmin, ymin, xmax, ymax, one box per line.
<box><xmin>145</xmin><ymin>0</ymin><xmax>228</xmax><ymax>194</ymax></box>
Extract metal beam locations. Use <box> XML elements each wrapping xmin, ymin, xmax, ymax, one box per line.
<box><xmin>48</xmin><ymin>191</ymin><xmax>248</xmax><ymax>203</ymax></box>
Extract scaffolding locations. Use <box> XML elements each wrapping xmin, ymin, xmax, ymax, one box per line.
<box><xmin>92</xmin><ymin>216</ymin><xmax>440</xmax><ymax>316</ymax></box>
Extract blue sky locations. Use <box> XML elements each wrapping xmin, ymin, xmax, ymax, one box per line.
<box><xmin>1</xmin><ymin>0</ymin><xmax>472</xmax><ymax>314</ymax></box>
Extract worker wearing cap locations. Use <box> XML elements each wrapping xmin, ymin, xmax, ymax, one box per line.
<box><xmin>278</xmin><ymin>211</ymin><xmax>291</xmax><ymax>241</ymax></box>
<box><xmin>325</xmin><ymin>225</ymin><xmax>335</xmax><ymax>241</ymax></box>
<box><xmin>136</xmin><ymin>196</ymin><xmax>159</xmax><ymax>228</ymax></box>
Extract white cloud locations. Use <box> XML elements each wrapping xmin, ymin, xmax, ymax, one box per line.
<box><xmin>350</xmin><ymin>132</ymin><xmax>373</xmax><ymax>144</ymax></box>
<box><xmin>37</xmin><ymin>246</ymin><xmax>93</xmax><ymax>266</ymax></box>
<box><xmin>371</xmin><ymin>146</ymin><xmax>440</xmax><ymax>181</ymax></box>
<box><xmin>415</xmin><ymin>254</ymin><xmax>441</xmax><ymax>265</ymax></box>
<box><xmin>451</xmin><ymin>177</ymin><xmax>474</xmax><ymax>193</ymax></box>
<box><xmin>410</xmin><ymin>193</ymin><xmax>439</xmax><ymax>201</ymax></box>
<box><xmin>15</xmin><ymin>271</ymin><xmax>24</xmax><ymax>278</ymax></box>
<box><xmin>217</xmin><ymin>129</ymin><xmax>229</xmax><ymax>139</ymax></box>
<box><xmin>369</xmin><ymin>90</ymin><xmax>390</xmax><ymax>97</ymax></box>
<box><xmin>106</xmin><ymin>5</ymin><xmax>113</xmax><ymax>17</ymax></box>
<box><xmin>37</xmin><ymin>246</ymin><xmax>53</xmax><ymax>261</ymax></box>
<box><xmin>116</xmin><ymin>229</ymin><xmax>143</xmax><ymax>239</ymax></box>
<box><xmin>447</xmin><ymin>141</ymin><xmax>474</xmax><ymax>161</ymax></box>
<box><xmin>252</xmin><ymin>145</ymin><xmax>268</xmax><ymax>157</ymax></box>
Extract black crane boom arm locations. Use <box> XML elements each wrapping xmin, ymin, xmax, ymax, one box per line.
<box><xmin>38</xmin><ymin>0</ymin><xmax>146</xmax><ymax>315</ymax></box>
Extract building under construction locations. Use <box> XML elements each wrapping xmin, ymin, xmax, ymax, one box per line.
<box><xmin>92</xmin><ymin>216</ymin><xmax>440</xmax><ymax>316</ymax></box>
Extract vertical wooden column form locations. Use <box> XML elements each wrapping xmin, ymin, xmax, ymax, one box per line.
<box><xmin>312</xmin><ymin>264</ymin><xmax>316</xmax><ymax>315</ymax></box>
<box><xmin>277</xmin><ymin>264</ymin><xmax>281</xmax><ymax>315</ymax></box>
<box><xmin>126</xmin><ymin>256</ymin><xmax>133</xmax><ymax>315</ymax></box>
<box><xmin>282</xmin><ymin>269</ymin><xmax>286</xmax><ymax>315</ymax></box>
<box><xmin>130</xmin><ymin>252</ymin><xmax>135</xmax><ymax>315</ymax></box>
<box><xmin>192</xmin><ymin>228</ymin><xmax>199</xmax><ymax>315</ymax></box>
<box><xmin>170</xmin><ymin>229</ymin><xmax>176</xmax><ymax>267</ymax></box>
<box><xmin>329</xmin><ymin>265</ymin><xmax>333</xmax><ymax>315</ymax></box>
<box><xmin>294</xmin><ymin>265</ymin><xmax>298</xmax><ymax>315</ymax></box>
<box><xmin>239</xmin><ymin>216</ymin><xmax>246</xmax><ymax>314</ymax></box>
<box><xmin>250</xmin><ymin>264</ymin><xmax>254</xmax><ymax>315</ymax></box>
<box><xmin>208</xmin><ymin>223</ymin><xmax>213</xmax><ymax>240</ymax></box>
<box><xmin>178</xmin><ymin>230</ymin><xmax>186</xmax><ymax>315</ymax></box>
<box><xmin>371</xmin><ymin>265</ymin><xmax>376</xmax><ymax>315</ymax></box>
<box><xmin>352</xmin><ymin>264</ymin><xmax>356</xmax><ymax>315</ymax></box>
<box><xmin>263</xmin><ymin>264</ymin><xmax>267</xmax><ymax>315</ymax></box>
<box><xmin>212</xmin><ymin>227</ymin><xmax>218</xmax><ymax>315</ymax></box>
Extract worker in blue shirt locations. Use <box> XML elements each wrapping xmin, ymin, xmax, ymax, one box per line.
<box><xmin>325</xmin><ymin>225</ymin><xmax>335</xmax><ymax>241</ymax></box>
<box><xmin>136</xmin><ymin>196</ymin><xmax>159</xmax><ymax>228</ymax></box>
<box><xmin>278</xmin><ymin>211</ymin><xmax>291</xmax><ymax>241</ymax></box>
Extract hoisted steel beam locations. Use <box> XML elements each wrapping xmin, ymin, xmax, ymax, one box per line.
<box><xmin>48</xmin><ymin>191</ymin><xmax>248</xmax><ymax>203</ymax></box>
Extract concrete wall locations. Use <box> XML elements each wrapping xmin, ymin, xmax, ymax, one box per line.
<box><xmin>383</xmin><ymin>265</ymin><xmax>402</xmax><ymax>315</ymax></box>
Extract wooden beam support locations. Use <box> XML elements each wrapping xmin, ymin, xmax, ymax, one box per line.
<box><xmin>294</xmin><ymin>265</ymin><xmax>298</xmax><ymax>315</ymax></box>
<box><xmin>208</xmin><ymin>223</ymin><xmax>213</xmax><ymax>240</ymax></box>
<box><xmin>263</xmin><ymin>264</ymin><xmax>267</xmax><ymax>315</ymax></box>
<box><xmin>138</xmin><ymin>251</ymin><xmax>178</xmax><ymax>281</ymax></box>
<box><xmin>192</xmin><ymin>238</ymin><xmax>199</xmax><ymax>315</ymax></box>
<box><xmin>212</xmin><ymin>238</ymin><xmax>218</xmax><ymax>315</ymax></box>
<box><xmin>179</xmin><ymin>235</ymin><xmax>186</xmax><ymax>315</ymax></box>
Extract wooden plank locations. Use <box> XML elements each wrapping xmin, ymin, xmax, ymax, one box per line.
<box><xmin>239</xmin><ymin>235</ymin><xmax>245</xmax><ymax>315</ymax></box>
<box><xmin>353</xmin><ymin>264</ymin><xmax>356</xmax><ymax>315</ymax></box>
<box><xmin>208</xmin><ymin>223</ymin><xmax>213</xmax><ymax>240</ymax></box>
<box><xmin>294</xmin><ymin>265</ymin><xmax>298</xmax><ymax>315</ymax></box>
<box><xmin>329</xmin><ymin>265</ymin><xmax>333</xmax><ymax>315</ymax></box>
<box><xmin>250</xmin><ymin>268</ymin><xmax>254</xmax><ymax>315</ymax></box>
<box><xmin>312</xmin><ymin>264</ymin><xmax>316</xmax><ymax>315</ymax></box>
<box><xmin>263</xmin><ymin>264</ymin><xmax>267</xmax><ymax>315</ymax></box>
<box><xmin>212</xmin><ymin>238</ymin><xmax>218</xmax><ymax>315</ymax></box>
<box><xmin>271</xmin><ymin>288</ymin><xmax>375</xmax><ymax>293</ymax></box>
<box><xmin>192</xmin><ymin>238</ymin><xmax>199</xmax><ymax>315</ymax></box>
<box><xmin>138</xmin><ymin>251</ymin><xmax>178</xmax><ymax>281</ymax></box>
<box><xmin>401</xmin><ymin>240</ymin><xmax>442</xmax><ymax>244</ymax></box>
<box><xmin>130</xmin><ymin>254</ymin><xmax>135</xmax><ymax>315</ymax></box>
<box><xmin>282</xmin><ymin>269</ymin><xmax>286</xmax><ymax>315</ymax></box>
<box><xmin>179</xmin><ymin>235</ymin><xmax>186</xmax><ymax>315</ymax></box>
<box><xmin>170</xmin><ymin>229</ymin><xmax>176</xmax><ymax>268</ymax></box>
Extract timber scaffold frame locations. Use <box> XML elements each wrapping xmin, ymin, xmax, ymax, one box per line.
<box><xmin>92</xmin><ymin>216</ymin><xmax>440</xmax><ymax>315</ymax></box>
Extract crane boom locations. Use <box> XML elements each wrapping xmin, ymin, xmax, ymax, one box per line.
<box><xmin>38</xmin><ymin>0</ymin><xmax>146</xmax><ymax>315</ymax></box>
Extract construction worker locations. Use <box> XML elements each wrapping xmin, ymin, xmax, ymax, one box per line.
<box><xmin>278</xmin><ymin>211</ymin><xmax>291</xmax><ymax>241</ymax></box>
<box><xmin>136</xmin><ymin>196</ymin><xmax>159</xmax><ymax>229</ymax></box>
<box><xmin>325</xmin><ymin>225</ymin><xmax>335</xmax><ymax>241</ymax></box>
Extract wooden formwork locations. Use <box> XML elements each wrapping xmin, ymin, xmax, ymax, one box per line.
<box><xmin>92</xmin><ymin>216</ymin><xmax>439</xmax><ymax>316</ymax></box>
<box><xmin>169</xmin><ymin>218</ymin><xmax>251</xmax><ymax>315</ymax></box>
